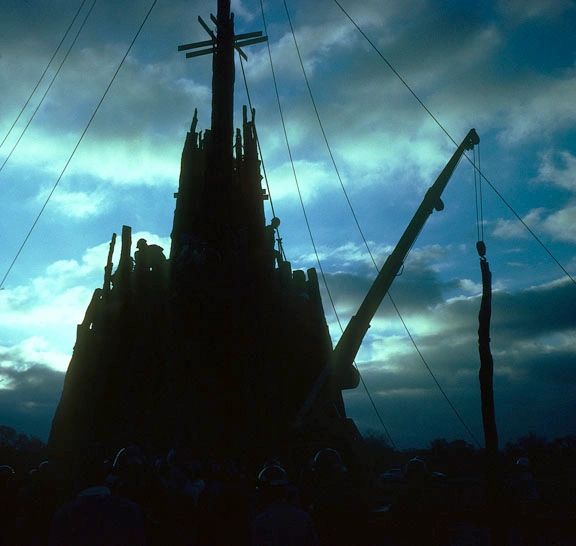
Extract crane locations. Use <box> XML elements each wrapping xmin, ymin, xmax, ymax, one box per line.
<box><xmin>297</xmin><ymin>128</ymin><xmax>480</xmax><ymax>423</ymax></box>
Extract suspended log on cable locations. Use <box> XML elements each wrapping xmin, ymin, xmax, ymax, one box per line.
<box><xmin>477</xmin><ymin>243</ymin><xmax>506</xmax><ymax>545</ymax></box>
<box><xmin>477</xmin><ymin>241</ymin><xmax>498</xmax><ymax>454</ymax></box>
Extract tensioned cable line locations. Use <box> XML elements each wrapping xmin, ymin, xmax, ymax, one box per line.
<box><xmin>240</xmin><ymin>35</ymin><xmax>395</xmax><ymax>449</ymax></box>
<box><xmin>283</xmin><ymin>0</ymin><xmax>479</xmax><ymax>448</ymax></box>
<box><xmin>260</xmin><ymin>0</ymin><xmax>396</xmax><ymax>447</ymax></box>
<box><xmin>0</xmin><ymin>0</ymin><xmax>89</xmax><ymax>152</ymax></box>
<box><xmin>0</xmin><ymin>0</ymin><xmax>159</xmax><ymax>289</ymax></box>
<box><xmin>332</xmin><ymin>0</ymin><xmax>576</xmax><ymax>288</ymax></box>
<box><xmin>387</xmin><ymin>295</ymin><xmax>481</xmax><ymax>448</ymax></box>
<box><xmin>261</xmin><ymin>0</ymin><xmax>396</xmax><ymax>449</ymax></box>
<box><xmin>0</xmin><ymin>0</ymin><xmax>98</xmax><ymax>176</ymax></box>
<box><xmin>478</xmin><ymin>146</ymin><xmax>484</xmax><ymax>241</ymax></box>
<box><xmin>238</xmin><ymin>52</ymin><xmax>287</xmax><ymax>261</ymax></box>
<box><xmin>281</xmin><ymin>0</ymin><xmax>378</xmax><ymax>271</ymax></box>
<box><xmin>278</xmin><ymin>0</ymin><xmax>384</xmax><ymax>271</ymax></box>
<box><xmin>257</xmin><ymin>0</ymin><xmax>338</xmax><ymax>317</ymax></box>
<box><xmin>237</xmin><ymin>54</ymin><xmax>277</xmax><ymax>219</ymax></box>
<box><xmin>281</xmin><ymin>0</ymin><xmax>397</xmax><ymax>448</ymax></box>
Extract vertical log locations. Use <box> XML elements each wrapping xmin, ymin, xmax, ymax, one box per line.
<box><xmin>115</xmin><ymin>225</ymin><xmax>133</xmax><ymax>298</ymax></box>
<box><xmin>210</xmin><ymin>0</ymin><xmax>234</xmax><ymax>176</ymax></box>
<box><xmin>103</xmin><ymin>233</ymin><xmax>117</xmax><ymax>297</ymax></box>
<box><xmin>478</xmin><ymin>256</ymin><xmax>498</xmax><ymax>454</ymax></box>
<box><xmin>478</xmin><ymin>252</ymin><xmax>506</xmax><ymax>545</ymax></box>
<box><xmin>235</xmin><ymin>128</ymin><xmax>242</xmax><ymax>163</ymax></box>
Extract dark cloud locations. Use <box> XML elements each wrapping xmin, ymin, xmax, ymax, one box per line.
<box><xmin>0</xmin><ymin>359</ymin><xmax>64</xmax><ymax>441</ymax></box>
<box><xmin>0</xmin><ymin>0</ymin><xmax>574</xmax><ymax>451</ymax></box>
<box><xmin>328</xmin><ymin>268</ymin><xmax>447</xmax><ymax>315</ymax></box>
<box><xmin>440</xmin><ymin>278</ymin><xmax>576</xmax><ymax>339</ymax></box>
<box><xmin>521</xmin><ymin>348</ymin><xmax>576</xmax><ymax>385</ymax></box>
<box><xmin>497</xmin><ymin>0</ymin><xmax>576</xmax><ymax>21</ymax></box>
<box><xmin>346</xmin><ymin>324</ymin><xmax>576</xmax><ymax>448</ymax></box>
<box><xmin>0</xmin><ymin>0</ymin><xmax>212</xmax><ymax>142</ymax></box>
<box><xmin>323</xmin><ymin>246</ymin><xmax>575</xmax><ymax>339</ymax></box>
<box><xmin>321</xmin><ymin>256</ymin><xmax>576</xmax><ymax>447</ymax></box>
<box><xmin>320</xmin><ymin>246</ymin><xmax>457</xmax><ymax>317</ymax></box>
<box><xmin>1</xmin><ymin>271</ymin><xmax>574</xmax><ymax>448</ymax></box>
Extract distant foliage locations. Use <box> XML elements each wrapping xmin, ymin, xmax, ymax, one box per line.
<box><xmin>362</xmin><ymin>430</ymin><xmax>399</xmax><ymax>473</ymax></box>
<box><xmin>0</xmin><ymin>424</ymin><xmax>47</xmax><ymax>471</ymax></box>
<box><xmin>363</xmin><ymin>431</ymin><xmax>576</xmax><ymax>479</ymax></box>
<box><xmin>505</xmin><ymin>433</ymin><xmax>576</xmax><ymax>477</ymax></box>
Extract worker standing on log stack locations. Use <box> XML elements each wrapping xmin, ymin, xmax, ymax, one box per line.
<box><xmin>265</xmin><ymin>217</ymin><xmax>282</xmax><ymax>268</ymax></box>
<box><xmin>135</xmin><ymin>238</ymin><xmax>168</xmax><ymax>292</ymax></box>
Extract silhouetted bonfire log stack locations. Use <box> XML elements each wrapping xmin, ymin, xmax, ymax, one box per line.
<box><xmin>49</xmin><ymin>0</ymin><xmax>361</xmax><ymax>464</ymax></box>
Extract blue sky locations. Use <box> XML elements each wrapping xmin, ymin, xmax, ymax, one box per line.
<box><xmin>0</xmin><ymin>0</ymin><xmax>575</xmax><ymax>448</ymax></box>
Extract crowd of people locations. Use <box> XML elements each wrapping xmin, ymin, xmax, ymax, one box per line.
<box><xmin>1</xmin><ymin>441</ymin><xmax>566</xmax><ymax>546</ymax></box>
<box><xmin>0</xmin><ymin>445</ymin><xmax>370</xmax><ymax>546</ymax></box>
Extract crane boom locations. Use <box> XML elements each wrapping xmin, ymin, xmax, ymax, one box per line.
<box><xmin>296</xmin><ymin>128</ymin><xmax>480</xmax><ymax>423</ymax></box>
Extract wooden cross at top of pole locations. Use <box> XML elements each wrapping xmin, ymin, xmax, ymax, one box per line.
<box><xmin>176</xmin><ymin>1</ymin><xmax>267</xmax><ymax>173</ymax></box>
<box><xmin>177</xmin><ymin>13</ymin><xmax>267</xmax><ymax>61</ymax></box>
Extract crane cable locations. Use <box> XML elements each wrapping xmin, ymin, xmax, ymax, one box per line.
<box><xmin>332</xmin><ymin>0</ymin><xmax>576</xmax><ymax>289</ymax></box>
<box><xmin>474</xmin><ymin>144</ymin><xmax>500</xmax><ymax>455</ymax></box>
<box><xmin>0</xmin><ymin>0</ymin><xmax>159</xmax><ymax>289</ymax></box>
<box><xmin>0</xmin><ymin>0</ymin><xmax>90</xmax><ymax>153</ymax></box>
<box><xmin>283</xmin><ymin>0</ymin><xmax>480</xmax><ymax>448</ymax></box>
<box><xmin>474</xmin><ymin>145</ymin><xmax>485</xmax><ymax>243</ymax></box>
<box><xmin>282</xmin><ymin>0</ymin><xmax>398</xmax><ymax>450</ymax></box>
<box><xmin>0</xmin><ymin>0</ymin><xmax>98</xmax><ymax>176</ymax></box>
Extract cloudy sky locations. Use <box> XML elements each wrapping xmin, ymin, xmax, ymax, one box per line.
<box><xmin>0</xmin><ymin>0</ymin><xmax>575</xmax><ymax>448</ymax></box>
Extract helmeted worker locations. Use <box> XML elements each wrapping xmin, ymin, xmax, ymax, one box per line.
<box><xmin>135</xmin><ymin>238</ymin><xmax>166</xmax><ymax>273</ymax></box>
<box><xmin>252</xmin><ymin>463</ymin><xmax>318</xmax><ymax>546</ymax></box>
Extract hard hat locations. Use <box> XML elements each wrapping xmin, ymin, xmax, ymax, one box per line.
<box><xmin>312</xmin><ymin>448</ymin><xmax>346</xmax><ymax>474</ymax></box>
<box><xmin>0</xmin><ymin>465</ymin><xmax>15</xmax><ymax>477</ymax></box>
<box><xmin>0</xmin><ymin>465</ymin><xmax>15</xmax><ymax>488</ymax></box>
<box><xmin>257</xmin><ymin>464</ymin><xmax>289</xmax><ymax>488</ymax></box>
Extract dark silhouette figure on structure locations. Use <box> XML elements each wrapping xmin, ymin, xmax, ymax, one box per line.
<box><xmin>265</xmin><ymin>217</ymin><xmax>282</xmax><ymax>268</ymax></box>
<box><xmin>135</xmin><ymin>238</ymin><xmax>168</xmax><ymax>291</ymax></box>
<box><xmin>135</xmin><ymin>239</ymin><xmax>167</xmax><ymax>274</ymax></box>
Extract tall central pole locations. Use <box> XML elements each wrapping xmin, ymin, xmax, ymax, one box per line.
<box><xmin>211</xmin><ymin>0</ymin><xmax>235</xmax><ymax>176</ymax></box>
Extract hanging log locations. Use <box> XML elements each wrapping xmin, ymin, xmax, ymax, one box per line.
<box><xmin>478</xmin><ymin>243</ymin><xmax>498</xmax><ymax>454</ymax></box>
<box><xmin>477</xmin><ymin>242</ymin><xmax>506</xmax><ymax>545</ymax></box>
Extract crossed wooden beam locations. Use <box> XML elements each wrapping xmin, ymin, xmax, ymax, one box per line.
<box><xmin>177</xmin><ymin>13</ymin><xmax>268</xmax><ymax>61</ymax></box>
